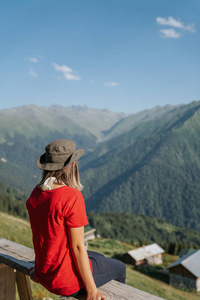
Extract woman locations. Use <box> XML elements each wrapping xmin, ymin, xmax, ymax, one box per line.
<box><xmin>26</xmin><ymin>139</ymin><xmax>126</xmax><ymax>300</ymax></box>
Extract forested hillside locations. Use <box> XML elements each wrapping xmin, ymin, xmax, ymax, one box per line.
<box><xmin>0</xmin><ymin>182</ymin><xmax>28</xmax><ymax>218</ymax></box>
<box><xmin>81</xmin><ymin>101</ymin><xmax>200</xmax><ymax>230</ymax></box>
<box><xmin>102</xmin><ymin>104</ymin><xmax>175</xmax><ymax>140</ymax></box>
<box><xmin>1</xmin><ymin>211</ymin><xmax>199</xmax><ymax>300</ymax></box>
<box><xmin>0</xmin><ymin>102</ymin><xmax>200</xmax><ymax>231</ymax></box>
<box><xmin>88</xmin><ymin>213</ymin><xmax>200</xmax><ymax>255</ymax></box>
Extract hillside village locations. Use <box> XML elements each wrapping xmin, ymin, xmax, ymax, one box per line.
<box><xmin>1</xmin><ymin>211</ymin><xmax>200</xmax><ymax>299</ymax></box>
<box><xmin>124</xmin><ymin>243</ymin><xmax>200</xmax><ymax>292</ymax></box>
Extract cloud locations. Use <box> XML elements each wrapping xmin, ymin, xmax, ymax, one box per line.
<box><xmin>156</xmin><ymin>17</ymin><xmax>195</xmax><ymax>33</ymax></box>
<box><xmin>29</xmin><ymin>68</ymin><xmax>38</xmax><ymax>77</ymax></box>
<box><xmin>52</xmin><ymin>62</ymin><xmax>80</xmax><ymax>81</ymax></box>
<box><xmin>28</xmin><ymin>57</ymin><xmax>38</xmax><ymax>63</ymax></box>
<box><xmin>160</xmin><ymin>29</ymin><xmax>181</xmax><ymax>39</ymax></box>
<box><xmin>156</xmin><ymin>16</ymin><xmax>195</xmax><ymax>39</ymax></box>
<box><xmin>105</xmin><ymin>82</ymin><xmax>119</xmax><ymax>87</ymax></box>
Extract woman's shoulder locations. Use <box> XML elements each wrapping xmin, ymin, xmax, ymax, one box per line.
<box><xmin>59</xmin><ymin>186</ymin><xmax>85</xmax><ymax>213</ymax></box>
<box><xmin>61</xmin><ymin>185</ymin><xmax>83</xmax><ymax>198</ymax></box>
<box><xmin>28</xmin><ymin>185</ymin><xmax>40</xmax><ymax>197</ymax></box>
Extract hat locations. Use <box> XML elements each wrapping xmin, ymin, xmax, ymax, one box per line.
<box><xmin>37</xmin><ymin>139</ymin><xmax>84</xmax><ymax>171</ymax></box>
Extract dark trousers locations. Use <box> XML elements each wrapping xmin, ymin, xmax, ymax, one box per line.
<box><xmin>68</xmin><ymin>250</ymin><xmax>126</xmax><ymax>297</ymax></box>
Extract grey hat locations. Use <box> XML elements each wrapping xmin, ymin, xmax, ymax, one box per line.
<box><xmin>37</xmin><ymin>139</ymin><xmax>84</xmax><ymax>171</ymax></box>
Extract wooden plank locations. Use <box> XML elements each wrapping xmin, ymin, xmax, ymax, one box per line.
<box><xmin>0</xmin><ymin>264</ymin><xmax>16</xmax><ymax>300</ymax></box>
<box><xmin>16</xmin><ymin>271</ymin><xmax>33</xmax><ymax>300</ymax></box>
<box><xmin>0</xmin><ymin>240</ymin><xmax>164</xmax><ymax>300</ymax></box>
<box><xmin>98</xmin><ymin>280</ymin><xmax>164</xmax><ymax>299</ymax></box>
<box><xmin>0</xmin><ymin>239</ymin><xmax>34</xmax><ymax>275</ymax></box>
<box><xmin>65</xmin><ymin>280</ymin><xmax>164</xmax><ymax>300</ymax></box>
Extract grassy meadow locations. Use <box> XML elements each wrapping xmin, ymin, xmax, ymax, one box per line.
<box><xmin>0</xmin><ymin>211</ymin><xmax>200</xmax><ymax>300</ymax></box>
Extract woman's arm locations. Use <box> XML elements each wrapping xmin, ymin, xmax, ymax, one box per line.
<box><xmin>70</xmin><ymin>226</ymin><xmax>106</xmax><ymax>300</ymax></box>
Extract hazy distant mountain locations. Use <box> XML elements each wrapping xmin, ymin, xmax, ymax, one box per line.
<box><xmin>81</xmin><ymin>101</ymin><xmax>200</xmax><ymax>230</ymax></box>
<box><xmin>1</xmin><ymin>105</ymin><xmax>125</xmax><ymax>142</ymax></box>
<box><xmin>0</xmin><ymin>105</ymin><xmax>102</xmax><ymax>194</ymax></box>
<box><xmin>0</xmin><ymin>104</ymin><xmax>126</xmax><ymax>193</ymax></box>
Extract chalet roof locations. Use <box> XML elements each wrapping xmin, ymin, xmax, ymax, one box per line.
<box><xmin>178</xmin><ymin>248</ymin><xmax>196</xmax><ymax>258</ymax></box>
<box><xmin>84</xmin><ymin>228</ymin><xmax>96</xmax><ymax>237</ymax></box>
<box><xmin>127</xmin><ymin>243</ymin><xmax>165</xmax><ymax>261</ymax></box>
<box><xmin>84</xmin><ymin>225</ymin><xmax>94</xmax><ymax>233</ymax></box>
<box><xmin>167</xmin><ymin>249</ymin><xmax>200</xmax><ymax>278</ymax></box>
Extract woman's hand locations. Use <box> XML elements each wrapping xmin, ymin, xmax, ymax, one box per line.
<box><xmin>86</xmin><ymin>288</ymin><xmax>106</xmax><ymax>300</ymax></box>
<box><xmin>29</xmin><ymin>267</ymin><xmax>39</xmax><ymax>283</ymax></box>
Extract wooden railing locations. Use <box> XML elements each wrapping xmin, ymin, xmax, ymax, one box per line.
<box><xmin>0</xmin><ymin>239</ymin><xmax>164</xmax><ymax>300</ymax></box>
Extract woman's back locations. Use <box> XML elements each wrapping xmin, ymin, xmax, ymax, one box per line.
<box><xmin>26</xmin><ymin>185</ymin><xmax>91</xmax><ymax>296</ymax></box>
<box><xmin>27</xmin><ymin>139</ymin><xmax>125</xmax><ymax>299</ymax></box>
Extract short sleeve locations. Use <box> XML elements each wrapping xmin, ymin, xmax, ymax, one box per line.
<box><xmin>64</xmin><ymin>190</ymin><xmax>88</xmax><ymax>228</ymax></box>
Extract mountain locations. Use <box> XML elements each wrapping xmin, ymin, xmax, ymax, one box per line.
<box><xmin>81</xmin><ymin>101</ymin><xmax>200</xmax><ymax>230</ymax></box>
<box><xmin>0</xmin><ymin>104</ymin><xmax>178</xmax><ymax>194</ymax></box>
<box><xmin>0</xmin><ymin>105</ymin><xmax>125</xmax><ymax>194</ymax></box>
<box><xmin>1</xmin><ymin>102</ymin><xmax>200</xmax><ymax>231</ymax></box>
<box><xmin>102</xmin><ymin>104</ymin><xmax>176</xmax><ymax>140</ymax></box>
<box><xmin>1</xmin><ymin>105</ymin><xmax>125</xmax><ymax>142</ymax></box>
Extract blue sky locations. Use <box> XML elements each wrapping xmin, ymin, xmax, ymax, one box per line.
<box><xmin>0</xmin><ymin>0</ymin><xmax>199</xmax><ymax>113</ymax></box>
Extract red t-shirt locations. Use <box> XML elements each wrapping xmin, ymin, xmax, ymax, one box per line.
<box><xmin>26</xmin><ymin>185</ymin><xmax>92</xmax><ymax>296</ymax></box>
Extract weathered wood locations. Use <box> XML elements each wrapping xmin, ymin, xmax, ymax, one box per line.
<box><xmin>0</xmin><ymin>239</ymin><xmax>34</xmax><ymax>275</ymax></box>
<box><xmin>16</xmin><ymin>271</ymin><xmax>33</xmax><ymax>300</ymax></box>
<box><xmin>98</xmin><ymin>280</ymin><xmax>164</xmax><ymax>299</ymax></box>
<box><xmin>62</xmin><ymin>280</ymin><xmax>164</xmax><ymax>300</ymax></box>
<box><xmin>0</xmin><ymin>239</ymin><xmax>164</xmax><ymax>300</ymax></box>
<box><xmin>0</xmin><ymin>264</ymin><xmax>16</xmax><ymax>300</ymax></box>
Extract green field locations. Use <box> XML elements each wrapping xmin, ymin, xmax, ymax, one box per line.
<box><xmin>0</xmin><ymin>211</ymin><xmax>200</xmax><ymax>300</ymax></box>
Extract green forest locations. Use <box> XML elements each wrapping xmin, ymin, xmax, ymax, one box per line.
<box><xmin>0</xmin><ymin>182</ymin><xmax>28</xmax><ymax>218</ymax></box>
<box><xmin>0</xmin><ymin>101</ymin><xmax>200</xmax><ymax>246</ymax></box>
<box><xmin>87</xmin><ymin>212</ymin><xmax>200</xmax><ymax>255</ymax></box>
<box><xmin>81</xmin><ymin>101</ymin><xmax>200</xmax><ymax>231</ymax></box>
<box><xmin>1</xmin><ymin>180</ymin><xmax>200</xmax><ymax>256</ymax></box>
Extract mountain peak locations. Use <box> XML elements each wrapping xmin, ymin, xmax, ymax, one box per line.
<box><xmin>50</xmin><ymin>104</ymin><xmax>89</xmax><ymax>112</ymax></box>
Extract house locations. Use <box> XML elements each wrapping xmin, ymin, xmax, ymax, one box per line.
<box><xmin>124</xmin><ymin>243</ymin><xmax>165</xmax><ymax>266</ymax></box>
<box><xmin>167</xmin><ymin>249</ymin><xmax>200</xmax><ymax>291</ymax></box>
<box><xmin>84</xmin><ymin>225</ymin><xmax>96</xmax><ymax>242</ymax></box>
<box><xmin>178</xmin><ymin>248</ymin><xmax>196</xmax><ymax>258</ymax></box>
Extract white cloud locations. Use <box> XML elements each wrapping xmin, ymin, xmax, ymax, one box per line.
<box><xmin>105</xmin><ymin>82</ymin><xmax>119</xmax><ymax>87</ymax></box>
<box><xmin>28</xmin><ymin>57</ymin><xmax>38</xmax><ymax>63</ymax></box>
<box><xmin>29</xmin><ymin>68</ymin><xmax>38</xmax><ymax>77</ymax></box>
<box><xmin>156</xmin><ymin>16</ymin><xmax>195</xmax><ymax>33</ymax></box>
<box><xmin>160</xmin><ymin>29</ymin><xmax>181</xmax><ymax>39</ymax></box>
<box><xmin>52</xmin><ymin>62</ymin><xmax>80</xmax><ymax>81</ymax></box>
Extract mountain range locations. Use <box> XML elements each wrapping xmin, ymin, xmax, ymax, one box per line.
<box><xmin>0</xmin><ymin>104</ymin><xmax>171</xmax><ymax>193</ymax></box>
<box><xmin>0</xmin><ymin>101</ymin><xmax>200</xmax><ymax>230</ymax></box>
<box><xmin>0</xmin><ymin>105</ymin><xmax>124</xmax><ymax>193</ymax></box>
<box><xmin>81</xmin><ymin>101</ymin><xmax>200</xmax><ymax>230</ymax></box>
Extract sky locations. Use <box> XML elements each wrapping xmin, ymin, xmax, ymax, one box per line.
<box><xmin>0</xmin><ymin>0</ymin><xmax>199</xmax><ymax>113</ymax></box>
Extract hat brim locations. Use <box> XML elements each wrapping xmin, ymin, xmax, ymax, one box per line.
<box><xmin>37</xmin><ymin>149</ymin><xmax>84</xmax><ymax>171</ymax></box>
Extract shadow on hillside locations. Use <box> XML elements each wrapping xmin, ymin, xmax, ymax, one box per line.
<box><xmin>135</xmin><ymin>265</ymin><xmax>169</xmax><ymax>284</ymax></box>
<box><xmin>112</xmin><ymin>254</ymin><xmax>169</xmax><ymax>284</ymax></box>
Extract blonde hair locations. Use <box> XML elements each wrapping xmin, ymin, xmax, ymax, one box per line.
<box><xmin>39</xmin><ymin>162</ymin><xmax>83</xmax><ymax>191</ymax></box>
